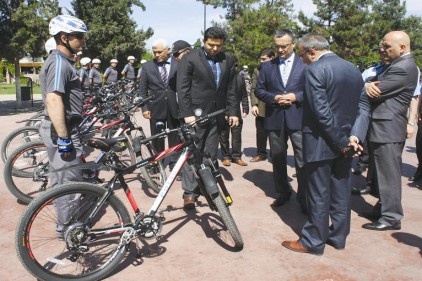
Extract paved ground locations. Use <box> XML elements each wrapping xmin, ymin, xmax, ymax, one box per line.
<box><xmin>1</xmin><ymin>94</ymin><xmax>421</xmax><ymax>281</ymax></box>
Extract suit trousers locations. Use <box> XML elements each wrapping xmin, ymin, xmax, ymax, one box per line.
<box><xmin>268</xmin><ymin>128</ymin><xmax>307</xmax><ymax>204</ymax></box>
<box><xmin>181</xmin><ymin>120</ymin><xmax>219</xmax><ymax>196</ymax></box>
<box><xmin>39</xmin><ymin>119</ymin><xmax>83</xmax><ymax>233</ymax></box>
<box><xmin>219</xmin><ymin>119</ymin><xmax>243</xmax><ymax>160</ymax></box>
<box><xmin>415</xmin><ymin>121</ymin><xmax>422</xmax><ymax>165</ymax></box>
<box><xmin>255</xmin><ymin>116</ymin><xmax>268</xmax><ymax>157</ymax></box>
<box><xmin>300</xmin><ymin>157</ymin><xmax>352</xmax><ymax>254</ymax></box>
<box><xmin>370</xmin><ymin>141</ymin><xmax>404</xmax><ymax>226</ymax></box>
<box><xmin>149</xmin><ymin>114</ymin><xmax>181</xmax><ymax>170</ymax></box>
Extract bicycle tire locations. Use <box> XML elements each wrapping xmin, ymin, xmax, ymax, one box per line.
<box><xmin>16</xmin><ymin>182</ymin><xmax>132</xmax><ymax>281</ymax></box>
<box><xmin>212</xmin><ymin>194</ymin><xmax>244</xmax><ymax>249</ymax></box>
<box><xmin>4</xmin><ymin>141</ymin><xmax>49</xmax><ymax>204</ymax></box>
<box><xmin>24</xmin><ymin>110</ymin><xmax>45</xmax><ymax>127</ymax></box>
<box><xmin>1</xmin><ymin>126</ymin><xmax>41</xmax><ymax>163</ymax></box>
<box><xmin>136</xmin><ymin>141</ymin><xmax>166</xmax><ymax>193</ymax></box>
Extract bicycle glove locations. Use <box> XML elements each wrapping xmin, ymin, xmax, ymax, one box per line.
<box><xmin>57</xmin><ymin>137</ymin><xmax>74</xmax><ymax>153</ymax></box>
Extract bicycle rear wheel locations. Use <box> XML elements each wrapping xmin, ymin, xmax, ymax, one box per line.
<box><xmin>212</xmin><ymin>194</ymin><xmax>244</xmax><ymax>249</ymax></box>
<box><xmin>4</xmin><ymin>141</ymin><xmax>49</xmax><ymax>204</ymax></box>
<box><xmin>16</xmin><ymin>182</ymin><xmax>132</xmax><ymax>281</ymax></box>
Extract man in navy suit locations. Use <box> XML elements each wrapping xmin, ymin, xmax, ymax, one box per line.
<box><xmin>177</xmin><ymin>27</ymin><xmax>240</xmax><ymax>208</ymax></box>
<box><xmin>282</xmin><ymin>33</ymin><xmax>370</xmax><ymax>255</ymax></box>
<box><xmin>139</xmin><ymin>38</ymin><xmax>180</xmax><ymax>170</ymax></box>
<box><xmin>362</xmin><ymin>31</ymin><xmax>419</xmax><ymax>231</ymax></box>
<box><xmin>256</xmin><ymin>29</ymin><xmax>307</xmax><ymax>212</ymax></box>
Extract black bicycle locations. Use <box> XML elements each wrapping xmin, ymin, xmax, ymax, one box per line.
<box><xmin>16</xmin><ymin>109</ymin><xmax>243</xmax><ymax>281</ymax></box>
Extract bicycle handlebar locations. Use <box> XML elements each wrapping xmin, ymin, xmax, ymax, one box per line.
<box><xmin>139</xmin><ymin>108</ymin><xmax>226</xmax><ymax>145</ymax></box>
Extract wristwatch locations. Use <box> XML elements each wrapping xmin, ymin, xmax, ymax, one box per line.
<box><xmin>408</xmin><ymin>121</ymin><xmax>415</xmax><ymax>126</ymax></box>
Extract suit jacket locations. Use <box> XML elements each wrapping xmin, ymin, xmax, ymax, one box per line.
<box><xmin>249</xmin><ymin>67</ymin><xmax>266</xmax><ymax>117</ymax></box>
<box><xmin>255</xmin><ymin>55</ymin><xmax>305</xmax><ymax>131</ymax></box>
<box><xmin>177</xmin><ymin>48</ymin><xmax>240</xmax><ymax>125</ymax></box>
<box><xmin>139</xmin><ymin>57</ymin><xmax>179</xmax><ymax>120</ymax></box>
<box><xmin>368</xmin><ymin>54</ymin><xmax>419</xmax><ymax>143</ymax></box>
<box><xmin>302</xmin><ymin>53</ymin><xmax>369</xmax><ymax>163</ymax></box>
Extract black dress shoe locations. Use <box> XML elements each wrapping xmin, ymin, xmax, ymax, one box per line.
<box><xmin>362</xmin><ymin>221</ymin><xmax>401</xmax><ymax>231</ymax></box>
<box><xmin>271</xmin><ymin>195</ymin><xmax>291</xmax><ymax>207</ymax></box>
<box><xmin>409</xmin><ymin>169</ymin><xmax>422</xmax><ymax>181</ymax></box>
<box><xmin>351</xmin><ymin>185</ymin><xmax>371</xmax><ymax>195</ymax></box>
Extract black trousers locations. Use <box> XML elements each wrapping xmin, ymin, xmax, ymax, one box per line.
<box><xmin>255</xmin><ymin>116</ymin><xmax>268</xmax><ymax>157</ymax></box>
<box><xmin>219</xmin><ymin>119</ymin><xmax>243</xmax><ymax>160</ymax></box>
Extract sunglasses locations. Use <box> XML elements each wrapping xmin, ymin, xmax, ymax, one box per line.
<box><xmin>69</xmin><ymin>33</ymin><xmax>85</xmax><ymax>40</ymax></box>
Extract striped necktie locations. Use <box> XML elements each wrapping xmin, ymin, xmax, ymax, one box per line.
<box><xmin>159</xmin><ymin>63</ymin><xmax>168</xmax><ymax>87</ymax></box>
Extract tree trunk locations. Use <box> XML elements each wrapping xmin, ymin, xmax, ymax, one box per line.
<box><xmin>15</xmin><ymin>57</ymin><xmax>22</xmax><ymax>109</ymax></box>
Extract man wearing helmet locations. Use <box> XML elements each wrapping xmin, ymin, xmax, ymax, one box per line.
<box><xmin>38</xmin><ymin>15</ymin><xmax>88</xmax><ymax>238</ymax></box>
<box><xmin>122</xmin><ymin>56</ymin><xmax>136</xmax><ymax>80</ymax></box>
<box><xmin>79</xmin><ymin>57</ymin><xmax>91</xmax><ymax>90</ymax></box>
<box><xmin>136</xmin><ymin>59</ymin><xmax>147</xmax><ymax>81</ymax></box>
<box><xmin>89</xmin><ymin>58</ymin><xmax>102</xmax><ymax>86</ymax></box>
<box><xmin>104</xmin><ymin>59</ymin><xmax>119</xmax><ymax>83</ymax></box>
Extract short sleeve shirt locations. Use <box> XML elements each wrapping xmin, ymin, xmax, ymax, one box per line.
<box><xmin>89</xmin><ymin>68</ymin><xmax>102</xmax><ymax>85</ymax></box>
<box><xmin>40</xmin><ymin>49</ymin><xmax>83</xmax><ymax>117</ymax></box>
<box><xmin>79</xmin><ymin>67</ymin><xmax>90</xmax><ymax>87</ymax></box>
<box><xmin>123</xmin><ymin>63</ymin><xmax>135</xmax><ymax>79</ymax></box>
<box><xmin>104</xmin><ymin>67</ymin><xmax>118</xmax><ymax>83</ymax></box>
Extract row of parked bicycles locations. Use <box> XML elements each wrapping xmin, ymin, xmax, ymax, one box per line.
<box><xmin>2</xmin><ymin>79</ymin><xmax>243</xmax><ymax>281</ymax></box>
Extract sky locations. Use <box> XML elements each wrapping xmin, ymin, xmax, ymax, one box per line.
<box><xmin>58</xmin><ymin>0</ymin><xmax>422</xmax><ymax>50</ymax></box>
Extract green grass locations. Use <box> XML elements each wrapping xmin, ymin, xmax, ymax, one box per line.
<box><xmin>0</xmin><ymin>83</ymin><xmax>41</xmax><ymax>95</ymax></box>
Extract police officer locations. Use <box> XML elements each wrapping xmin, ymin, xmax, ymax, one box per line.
<box><xmin>79</xmin><ymin>57</ymin><xmax>91</xmax><ymax>91</ymax></box>
<box><xmin>104</xmin><ymin>58</ymin><xmax>119</xmax><ymax>83</ymax></box>
<box><xmin>38</xmin><ymin>15</ymin><xmax>87</xmax><ymax>238</ymax></box>
<box><xmin>89</xmin><ymin>58</ymin><xmax>102</xmax><ymax>86</ymax></box>
<box><xmin>122</xmin><ymin>55</ymin><xmax>136</xmax><ymax>81</ymax></box>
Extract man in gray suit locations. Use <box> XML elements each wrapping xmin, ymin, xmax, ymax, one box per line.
<box><xmin>282</xmin><ymin>33</ymin><xmax>370</xmax><ymax>255</ymax></box>
<box><xmin>177</xmin><ymin>27</ymin><xmax>240</xmax><ymax>208</ymax></box>
<box><xmin>139</xmin><ymin>38</ymin><xmax>180</xmax><ymax>171</ymax></box>
<box><xmin>362</xmin><ymin>31</ymin><xmax>419</xmax><ymax>231</ymax></box>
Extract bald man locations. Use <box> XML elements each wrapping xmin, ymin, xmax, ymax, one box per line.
<box><xmin>362</xmin><ymin>31</ymin><xmax>419</xmax><ymax>231</ymax></box>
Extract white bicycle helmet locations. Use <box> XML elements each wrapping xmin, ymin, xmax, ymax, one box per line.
<box><xmin>44</xmin><ymin>37</ymin><xmax>56</xmax><ymax>54</ymax></box>
<box><xmin>140</xmin><ymin>59</ymin><xmax>147</xmax><ymax>64</ymax></box>
<box><xmin>127</xmin><ymin>56</ymin><xmax>135</xmax><ymax>61</ymax></box>
<box><xmin>49</xmin><ymin>15</ymin><xmax>88</xmax><ymax>36</ymax></box>
<box><xmin>110</xmin><ymin>59</ymin><xmax>118</xmax><ymax>63</ymax></box>
<box><xmin>92</xmin><ymin>58</ymin><xmax>101</xmax><ymax>64</ymax></box>
<box><xmin>80</xmin><ymin>57</ymin><xmax>91</xmax><ymax>66</ymax></box>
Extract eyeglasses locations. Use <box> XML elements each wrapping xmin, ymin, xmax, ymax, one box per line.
<box><xmin>298</xmin><ymin>50</ymin><xmax>308</xmax><ymax>58</ymax></box>
<box><xmin>273</xmin><ymin>42</ymin><xmax>293</xmax><ymax>50</ymax></box>
<box><xmin>69</xmin><ymin>33</ymin><xmax>85</xmax><ymax>40</ymax></box>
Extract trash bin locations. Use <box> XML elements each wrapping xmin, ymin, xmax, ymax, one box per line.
<box><xmin>20</xmin><ymin>77</ymin><xmax>33</xmax><ymax>103</ymax></box>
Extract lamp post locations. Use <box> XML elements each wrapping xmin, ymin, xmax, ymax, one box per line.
<box><xmin>203</xmin><ymin>1</ymin><xmax>207</xmax><ymax>32</ymax></box>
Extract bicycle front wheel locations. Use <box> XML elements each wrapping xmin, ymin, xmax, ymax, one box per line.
<box><xmin>212</xmin><ymin>194</ymin><xmax>244</xmax><ymax>249</ymax></box>
<box><xmin>1</xmin><ymin>126</ymin><xmax>41</xmax><ymax>163</ymax></box>
<box><xmin>4</xmin><ymin>141</ymin><xmax>49</xmax><ymax>204</ymax></box>
<box><xmin>16</xmin><ymin>182</ymin><xmax>132</xmax><ymax>281</ymax></box>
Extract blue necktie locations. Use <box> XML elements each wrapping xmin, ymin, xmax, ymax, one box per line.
<box><xmin>158</xmin><ymin>62</ymin><xmax>168</xmax><ymax>87</ymax></box>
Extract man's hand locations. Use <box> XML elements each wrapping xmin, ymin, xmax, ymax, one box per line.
<box><xmin>365</xmin><ymin>81</ymin><xmax>381</xmax><ymax>98</ymax></box>
<box><xmin>142</xmin><ymin>111</ymin><xmax>151</xmax><ymax>119</ymax></box>
<box><xmin>184</xmin><ymin>116</ymin><xmax>196</xmax><ymax>124</ymax></box>
<box><xmin>341</xmin><ymin>136</ymin><xmax>363</xmax><ymax>157</ymax></box>
<box><xmin>57</xmin><ymin>137</ymin><xmax>74</xmax><ymax>157</ymax></box>
<box><xmin>274</xmin><ymin>93</ymin><xmax>296</xmax><ymax>105</ymax></box>
<box><xmin>251</xmin><ymin>105</ymin><xmax>259</xmax><ymax>117</ymax></box>
<box><xmin>228</xmin><ymin>116</ymin><xmax>239</xmax><ymax>128</ymax></box>
<box><xmin>407</xmin><ymin>124</ymin><xmax>415</xmax><ymax>138</ymax></box>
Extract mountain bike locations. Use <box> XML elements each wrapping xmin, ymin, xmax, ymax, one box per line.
<box><xmin>3</xmin><ymin>96</ymin><xmax>165</xmax><ymax>204</ymax></box>
<box><xmin>16</xmin><ymin>109</ymin><xmax>243</xmax><ymax>281</ymax></box>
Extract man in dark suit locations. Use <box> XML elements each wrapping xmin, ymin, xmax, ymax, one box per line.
<box><xmin>256</xmin><ymin>29</ymin><xmax>307</xmax><ymax>212</ymax></box>
<box><xmin>362</xmin><ymin>31</ymin><xmax>419</xmax><ymax>231</ymax></box>
<box><xmin>177</xmin><ymin>27</ymin><xmax>240</xmax><ymax>209</ymax></box>
<box><xmin>282</xmin><ymin>33</ymin><xmax>370</xmax><ymax>255</ymax></box>
<box><xmin>139</xmin><ymin>38</ymin><xmax>180</xmax><ymax>170</ymax></box>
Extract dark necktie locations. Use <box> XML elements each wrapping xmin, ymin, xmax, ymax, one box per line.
<box><xmin>159</xmin><ymin>62</ymin><xmax>168</xmax><ymax>87</ymax></box>
<box><xmin>206</xmin><ymin>54</ymin><xmax>219</xmax><ymax>86</ymax></box>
